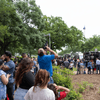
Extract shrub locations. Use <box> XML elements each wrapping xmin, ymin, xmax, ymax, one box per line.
<box><xmin>88</xmin><ymin>83</ymin><xmax>94</xmax><ymax>89</ymax></box>
<box><xmin>82</xmin><ymin>81</ymin><xmax>88</xmax><ymax>89</ymax></box>
<box><xmin>53</xmin><ymin>65</ymin><xmax>83</xmax><ymax>100</ymax></box>
<box><xmin>77</xmin><ymin>84</ymin><xmax>85</xmax><ymax>93</ymax></box>
<box><xmin>11</xmin><ymin>58</ymin><xmax>15</xmax><ymax>61</ymax></box>
<box><xmin>65</xmin><ymin>90</ymin><xmax>83</xmax><ymax>100</ymax></box>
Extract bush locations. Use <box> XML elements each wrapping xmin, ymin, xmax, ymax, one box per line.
<box><xmin>65</xmin><ymin>90</ymin><xmax>83</xmax><ymax>100</ymax></box>
<box><xmin>11</xmin><ymin>58</ymin><xmax>15</xmax><ymax>61</ymax></box>
<box><xmin>82</xmin><ymin>81</ymin><xmax>88</xmax><ymax>89</ymax></box>
<box><xmin>53</xmin><ymin>66</ymin><xmax>83</xmax><ymax>100</ymax></box>
<box><xmin>77</xmin><ymin>83</ymin><xmax>85</xmax><ymax>93</ymax></box>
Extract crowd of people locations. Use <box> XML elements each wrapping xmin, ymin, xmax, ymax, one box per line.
<box><xmin>53</xmin><ymin>56</ymin><xmax>100</xmax><ymax>75</ymax></box>
<box><xmin>1</xmin><ymin>46</ymin><xmax>99</xmax><ymax>100</ymax></box>
<box><xmin>0</xmin><ymin>46</ymin><xmax>70</xmax><ymax>100</ymax></box>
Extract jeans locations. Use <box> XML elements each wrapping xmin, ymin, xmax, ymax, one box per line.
<box><xmin>14</xmin><ymin>88</ymin><xmax>28</xmax><ymax>100</ymax></box>
<box><xmin>92</xmin><ymin>68</ymin><xmax>94</xmax><ymax>74</ymax></box>
<box><xmin>96</xmin><ymin>65</ymin><xmax>100</xmax><ymax>74</ymax></box>
<box><xmin>6</xmin><ymin>83</ymin><xmax>14</xmax><ymax>100</ymax></box>
<box><xmin>88</xmin><ymin>67</ymin><xmax>91</xmax><ymax>74</ymax></box>
<box><xmin>48</xmin><ymin>77</ymin><xmax>54</xmax><ymax>84</ymax></box>
<box><xmin>74</xmin><ymin>62</ymin><xmax>77</xmax><ymax>68</ymax></box>
<box><xmin>77</xmin><ymin>67</ymin><xmax>80</xmax><ymax>74</ymax></box>
<box><xmin>13</xmin><ymin>83</ymin><xmax>15</xmax><ymax>95</ymax></box>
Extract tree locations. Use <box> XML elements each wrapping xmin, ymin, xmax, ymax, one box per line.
<box><xmin>14</xmin><ymin>0</ymin><xmax>46</xmax><ymax>55</ymax></box>
<box><xmin>42</xmin><ymin>16</ymin><xmax>69</xmax><ymax>50</ymax></box>
<box><xmin>0</xmin><ymin>0</ymin><xmax>45</xmax><ymax>55</ymax></box>
<box><xmin>81</xmin><ymin>35</ymin><xmax>100</xmax><ymax>53</ymax></box>
<box><xmin>42</xmin><ymin>16</ymin><xmax>84</xmax><ymax>51</ymax></box>
<box><xmin>0</xmin><ymin>0</ymin><xmax>23</xmax><ymax>54</ymax></box>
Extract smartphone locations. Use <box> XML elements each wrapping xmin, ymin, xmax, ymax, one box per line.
<box><xmin>43</xmin><ymin>42</ymin><xmax>48</xmax><ymax>50</ymax></box>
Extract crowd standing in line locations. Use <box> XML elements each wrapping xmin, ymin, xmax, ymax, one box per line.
<box><xmin>55</xmin><ymin>56</ymin><xmax>100</xmax><ymax>75</ymax></box>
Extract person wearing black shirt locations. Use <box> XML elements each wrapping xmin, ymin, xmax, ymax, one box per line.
<box><xmin>14</xmin><ymin>58</ymin><xmax>35</xmax><ymax>100</ymax></box>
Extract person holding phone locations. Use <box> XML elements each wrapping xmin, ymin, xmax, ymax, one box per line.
<box><xmin>2</xmin><ymin>51</ymin><xmax>15</xmax><ymax>100</ymax></box>
<box><xmin>38</xmin><ymin>46</ymin><xmax>58</xmax><ymax>84</ymax></box>
<box><xmin>0</xmin><ymin>59</ymin><xmax>11</xmax><ymax>100</ymax></box>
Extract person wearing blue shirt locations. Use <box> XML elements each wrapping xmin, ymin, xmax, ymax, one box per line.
<box><xmin>87</xmin><ymin>60</ymin><xmax>92</xmax><ymax>74</ymax></box>
<box><xmin>2</xmin><ymin>51</ymin><xmax>15</xmax><ymax>100</ymax></box>
<box><xmin>0</xmin><ymin>59</ymin><xmax>11</xmax><ymax>100</ymax></box>
<box><xmin>96</xmin><ymin>58</ymin><xmax>100</xmax><ymax>74</ymax></box>
<box><xmin>92</xmin><ymin>61</ymin><xmax>95</xmax><ymax>74</ymax></box>
<box><xmin>38</xmin><ymin>46</ymin><xmax>58</xmax><ymax>84</ymax></box>
<box><xmin>33</xmin><ymin>58</ymin><xmax>38</xmax><ymax>75</ymax></box>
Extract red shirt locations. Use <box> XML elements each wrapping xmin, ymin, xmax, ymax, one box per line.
<box><xmin>57</xmin><ymin>91</ymin><xmax>67</xmax><ymax>100</ymax></box>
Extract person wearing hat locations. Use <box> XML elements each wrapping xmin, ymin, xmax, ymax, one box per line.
<box><xmin>2</xmin><ymin>51</ymin><xmax>15</xmax><ymax>100</ymax></box>
<box><xmin>0</xmin><ymin>59</ymin><xmax>11</xmax><ymax>100</ymax></box>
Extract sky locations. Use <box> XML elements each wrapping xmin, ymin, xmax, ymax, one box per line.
<box><xmin>36</xmin><ymin>0</ymin><xmax>100</xmax><ymax>39</ymax></box>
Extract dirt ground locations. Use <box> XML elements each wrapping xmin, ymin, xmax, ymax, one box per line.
<box><xmin>71</xmin><ymin>71</ymin><xmax>100</xmax><ymax>100</ymax></box>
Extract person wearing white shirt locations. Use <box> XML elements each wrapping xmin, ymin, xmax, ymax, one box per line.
<box><xmin>24</xmin><ymin>69</ymin><xmax>55</xmax><ymax>100</ymax></box>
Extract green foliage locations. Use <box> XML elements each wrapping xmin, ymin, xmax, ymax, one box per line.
<box><xmin>53</xmin><ymin>66</ymin><xmax>83</xmax><ymax>100</ymax></box>
<box><xmin>42</xmin><ymin>16</ymin><xmax>84</xmax><ymax>51</ymax></box>
<box><xmin>11</xmin><ymin>58</ymin><xmax>15</xmax><ymax>61</ymax></box>
<box><xmin>88</xmin><ymin>83</ymin><xmax>94</xmax><ymax>89</ymax></box>
<box><xmin>65</xmin><ymin>90</ymin><xmax>83</xmax><ymax>100</ymax></box>
<box><xmin>82</xmin><ymin>81</ymin><xmax>88</xmax><ymax>89</ymax></box>
<box><xmin>97</xmin><ymin>87</ymin><xmax>100</xmax><ymax>94</ymax></box>
<box><xmin>0</xmin><ymin>0</ymin><xmax>46</xmax><ymax>55</ymax></box>
<box><xmin>77</xmin><ymin>83</ymin><xmax>85</xmax><ymax>93</ymax></box>
<box><xmin>81</xmin><ymin>35</ymin><xmax>100</xmax><ymax>52</ymax></box>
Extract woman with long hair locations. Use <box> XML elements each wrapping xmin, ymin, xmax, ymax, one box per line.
<box><xmin>14</xmin><ymin>58</ymin><xmax>35</xmax><ymax>100</ymax></box>
<box><xmin>24</xmin><ymin>69</ymin><xmax>55</xmax><ymax>100</ymax></box>
<box><xmin>47</xmin><ymin>84</ymin><xmax>70</xmax><ymax>100</ymax></box>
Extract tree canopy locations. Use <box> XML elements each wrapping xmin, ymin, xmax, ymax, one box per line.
<box><xmin>42</xmin><ymin>16</ymin><xmax>84</xmax><ymax>51</ymax></box>
<box><xmin>0</xmin><ymin>0</ymin><xmax>45</xmax><ymax>55</ymax></box>
<box><xmin>1</xmin><ymin>0</ymin><xmax>94</xmax><ymax>56</ymax></box>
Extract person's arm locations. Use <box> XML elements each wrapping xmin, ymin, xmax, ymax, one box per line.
<box><xmin>1</xmin><ymin>74</ymin><xmax>11</xmax><ymax>85</ymax></box>
<box><xmin>46</xmin><ymin>46</ymin><xmax>58</xmax><ymax>58</ymax></box>
<box><xmin>2</xmin><ymin>62</ymin><xmax>15</xmax><ymax>71</ymax></box>
<box><xmin>57</xmin><ymin>86</ymin><xmax>70</xmax><ymax>95</ymax></box>
<box><xmin>2</xmin><ymin>64</ymin><xmax>10</xmax><ymax>71</ymax></box>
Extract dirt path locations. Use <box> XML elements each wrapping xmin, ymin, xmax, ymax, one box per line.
<box><xmin>71</xmin><ymin>74</ymin><xmax>100</xmax><ymax>100</ymax></box>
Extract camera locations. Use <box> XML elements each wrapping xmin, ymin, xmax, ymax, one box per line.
<box><xmin>43</xmin><ymin>42</ymin><xmax>48</xmax><ymax>50</ymax></box>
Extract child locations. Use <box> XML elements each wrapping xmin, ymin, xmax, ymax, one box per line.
<box><xmin>0</xmin><ymin>59</ymin><xmax>11</xmax><ymax>100</ymax></box>
<box><xmin>48</xmin><ymin>83</ymin><xmax>70</xmax><ymax>100</ymax></box>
